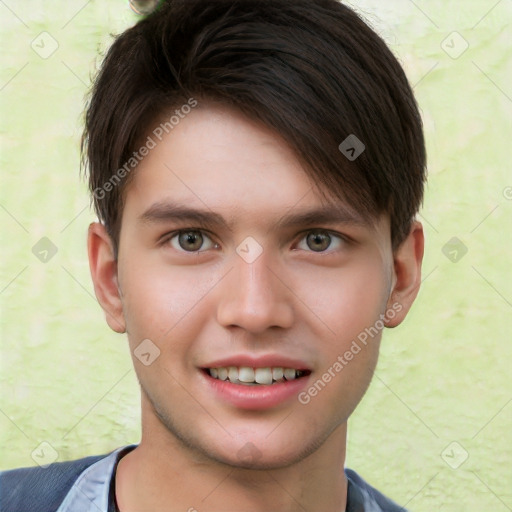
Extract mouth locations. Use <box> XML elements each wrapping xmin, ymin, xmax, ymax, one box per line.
<box><xmin>199</xmin><ymin>363</ymin><xmax>312</xmax><ymax>410</ymax></box>
<box><xmin>202</xmin><ymin>366</ymin><xmax>311</xmax><ymax>385</ymax></box>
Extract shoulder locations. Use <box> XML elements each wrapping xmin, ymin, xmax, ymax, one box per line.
<box><xmin>345</xmin><ymin>468</ymin><xmax>407</xmax><ymax>512</ymax></box>
<box><xmin>0</xmin><ymin>452</ymin><xmax>111</xmax><ymax>512</ymax></box>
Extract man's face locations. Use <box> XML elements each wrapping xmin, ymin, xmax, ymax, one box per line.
<box><xmin>115</xmin><ymin>104</ymin><xmax>396</xmax><ymax>468</ymax></box>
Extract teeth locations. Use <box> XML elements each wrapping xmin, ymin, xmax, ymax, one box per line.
<box><xmin>207</xmin><ymin>366</ymin><xmax>305</xmax><ymax>385</ymax></box>
<box><xmin>272</xmin><ymin>367</ymin><xmax>284</xmax><ymax>380</ymax></box>
<box><xmin>228</xmin><ymin>366</ymin><xmax>238</xmax><ymax>382</ymax></box>
<box><xmin>284</xmin><ymin>368</ymin><xmax>296</xmax><ymax>380</ymax></box>
<box><xmin>255</xmin><ymin>367</ymin><xmax>273</xmax><ymax>385</ymax></box>
<box><xmin>238</xmin><ymin>367</ymin><xmax>255</xmax><ymax>382</ymax></box>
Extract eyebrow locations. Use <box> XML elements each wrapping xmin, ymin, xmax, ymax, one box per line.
<box><xmin>138</xmin><ymin>201</ymin><xmax>369</xmax><ymax>232</ymax></box>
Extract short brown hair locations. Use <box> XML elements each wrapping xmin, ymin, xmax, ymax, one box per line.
<box><xmin>82</xmin><ymin>0</ymin><xmax>426</xmax><ymax>257</ymax></box>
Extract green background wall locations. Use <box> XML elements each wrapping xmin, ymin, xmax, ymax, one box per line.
<box><xmin>1</xmin><ymin>1</ymin><xmax>511</xmax><ymax>510</ymax></box>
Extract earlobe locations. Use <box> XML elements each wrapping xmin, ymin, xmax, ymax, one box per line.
<box><xmin>87</xmin><ymin>222</ymin><xmax>126</xmax><ymax>333</ymax></box>
<box><xmin>385</xmin><ymin>221</ymin><xmax>424</xmax><ymax>328</ymax></box>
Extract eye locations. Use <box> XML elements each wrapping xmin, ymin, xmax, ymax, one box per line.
<box><xmin>296</xmin><ymin>230</ymin><xmax>344</xmax><ymax>253</ymax></box>
<box><xmin>166</xmin><ymin>230</ymin><xmax>218</xmax><ymax>252</ymax></box>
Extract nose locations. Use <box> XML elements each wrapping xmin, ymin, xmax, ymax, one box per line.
<box><xmin>215</xmin><ymin>249</ymin><xmax>294</xmax><ymax>334</ymax></box>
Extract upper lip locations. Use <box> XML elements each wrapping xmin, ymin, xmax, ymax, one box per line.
<box><xmin>202</xmin><ymin>354</ymin><xmax>312</xmax><ymax>371</ymax></box>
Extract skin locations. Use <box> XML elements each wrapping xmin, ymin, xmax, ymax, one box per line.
<box><xmin>88</xmin><ymin>103</ymin><xmax>424</xmax><ymax>512</ymax></box>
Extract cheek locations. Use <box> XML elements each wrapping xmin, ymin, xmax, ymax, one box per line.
<box><xmin>118</xmin><ymin>260</ymin><xmax>215</xmax><ymax>349</ymax></box>
<box><xmin>297</xmin><ymin>259</ymin><xmax>390</xmax><ymax>344</ymax></box>
<box><xmin>296</xmin><ymin>261</ymin><xmax>389</xmax><ymax>419</ymax></box>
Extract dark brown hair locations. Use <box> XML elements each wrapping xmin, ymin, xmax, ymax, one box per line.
<box><xmin>82</xmin><ymin>0</ymin><xmax>426</xmax><ymax>257</ymax></box>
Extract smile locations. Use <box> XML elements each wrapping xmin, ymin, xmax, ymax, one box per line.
<box><xmin>206</xmin><ymin>366</ymin><xmax>310</xmax><ymax>385</ymax></box>
<box><xmin>200</xmin><ymin>364</ymin><xmax>312</xmax><ymax>410</ymax></box>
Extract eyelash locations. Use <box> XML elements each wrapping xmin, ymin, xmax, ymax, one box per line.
<box><xmin>160</xmin><ymin>228</ymin><xmax>349</xmax><ymax>254</ymax></box>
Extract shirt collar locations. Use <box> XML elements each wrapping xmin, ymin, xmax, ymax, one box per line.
<box><xmin>56</xmin><ymin>445</ymin><xmax>137</xmax><ymax>512</ymax></box>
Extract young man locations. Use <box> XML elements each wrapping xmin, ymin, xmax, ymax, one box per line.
<box><xmin>1</xmin><ymin>0</ymin><xmax>426</xmax><ymax>510</ymax></box>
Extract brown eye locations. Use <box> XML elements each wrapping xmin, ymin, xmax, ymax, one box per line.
<box><xmin>306</xmin><ymin>231</ymin><xmax>332</xmax><ymax>252</ymax></box>
<box><xmin>165</xmin><ymin>230</ymin><xmax>217</xmax><ymax>253</ymax></box>
<box><xmin>295</xmin><ymin>230</ymin><xmax>345</xmax><ymax>253</ymax></box>
<box><xmin>177</xmin><ymin>231</ymin><xmax>204</xmax><ymax>251</ymax></box>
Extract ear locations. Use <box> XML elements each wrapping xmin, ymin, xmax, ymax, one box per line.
<box><xmin>87</xmin><ymin>222</ymin><xmax>126</xmax><ymax>333</ymax></box>
<box><xmin>385</xmin><ymin>221</ymin><xmax>424</xmax><ymax>328</ymax></box>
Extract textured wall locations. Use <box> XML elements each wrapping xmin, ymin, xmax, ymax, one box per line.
<box><xmin>1</xmin><ymin>1</ymin><xmax>511</xmax><ymax>510</ymax></box>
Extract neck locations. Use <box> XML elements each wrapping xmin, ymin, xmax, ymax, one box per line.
<box><xmin>116</xmin><ymin>399</ymin><xmax>348</xmax><ymax>512</ymax></box>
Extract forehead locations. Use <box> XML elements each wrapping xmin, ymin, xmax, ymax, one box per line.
<box><xmin>123</xmin><ymin>104</ymin><xmax>373</xmax><ymax>230</ymax></box>
<box><xmin>137</xmin><ymin>104</ymin><xmax>312</xmax><ymax>193</ymax></box>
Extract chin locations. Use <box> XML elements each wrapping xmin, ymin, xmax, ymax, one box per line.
<box><xmin>202</xmin><ymin>430</ymin><xmax>325</xmax><ymax>471</ymax></box>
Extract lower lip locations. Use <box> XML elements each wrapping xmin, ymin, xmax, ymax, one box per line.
<box><xmin>200</xmin><ymin>370</ymin><xmax>311</xmax><ymax>410</ymax></box>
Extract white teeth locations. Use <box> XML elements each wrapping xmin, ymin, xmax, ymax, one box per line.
<box><xmin>272</xmin><ymin>367</ymin><xmax>284</xmax><ymax>380</ymax></box>
<box><xmin>228</xmin><ymin>366</ymin><xmax>238</xmax><ymax>382</ymax></box>
<box><xmin>238</xmin><ymin>367</ymin><xmax>255</xmax><ymax>383</ymax></box>
<box><xmin>284</xmin><ymin>368</ymin><xmax>296</xmax><ymax>380</ymax></box>
<box><xmin>208</xmin><ymin>366</ymin><xmax>306</xmax><ymax>384</ymax></box>
<box><xmin>255</xmin><ymin>367</ymin><xmax>273</xmax><ymax>385</ymax></box>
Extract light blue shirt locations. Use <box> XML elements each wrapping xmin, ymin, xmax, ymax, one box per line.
<box><xmin>56</xmin><ymin>445</ymin><xmax>131</xmax><ymax>512</ymax></box>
